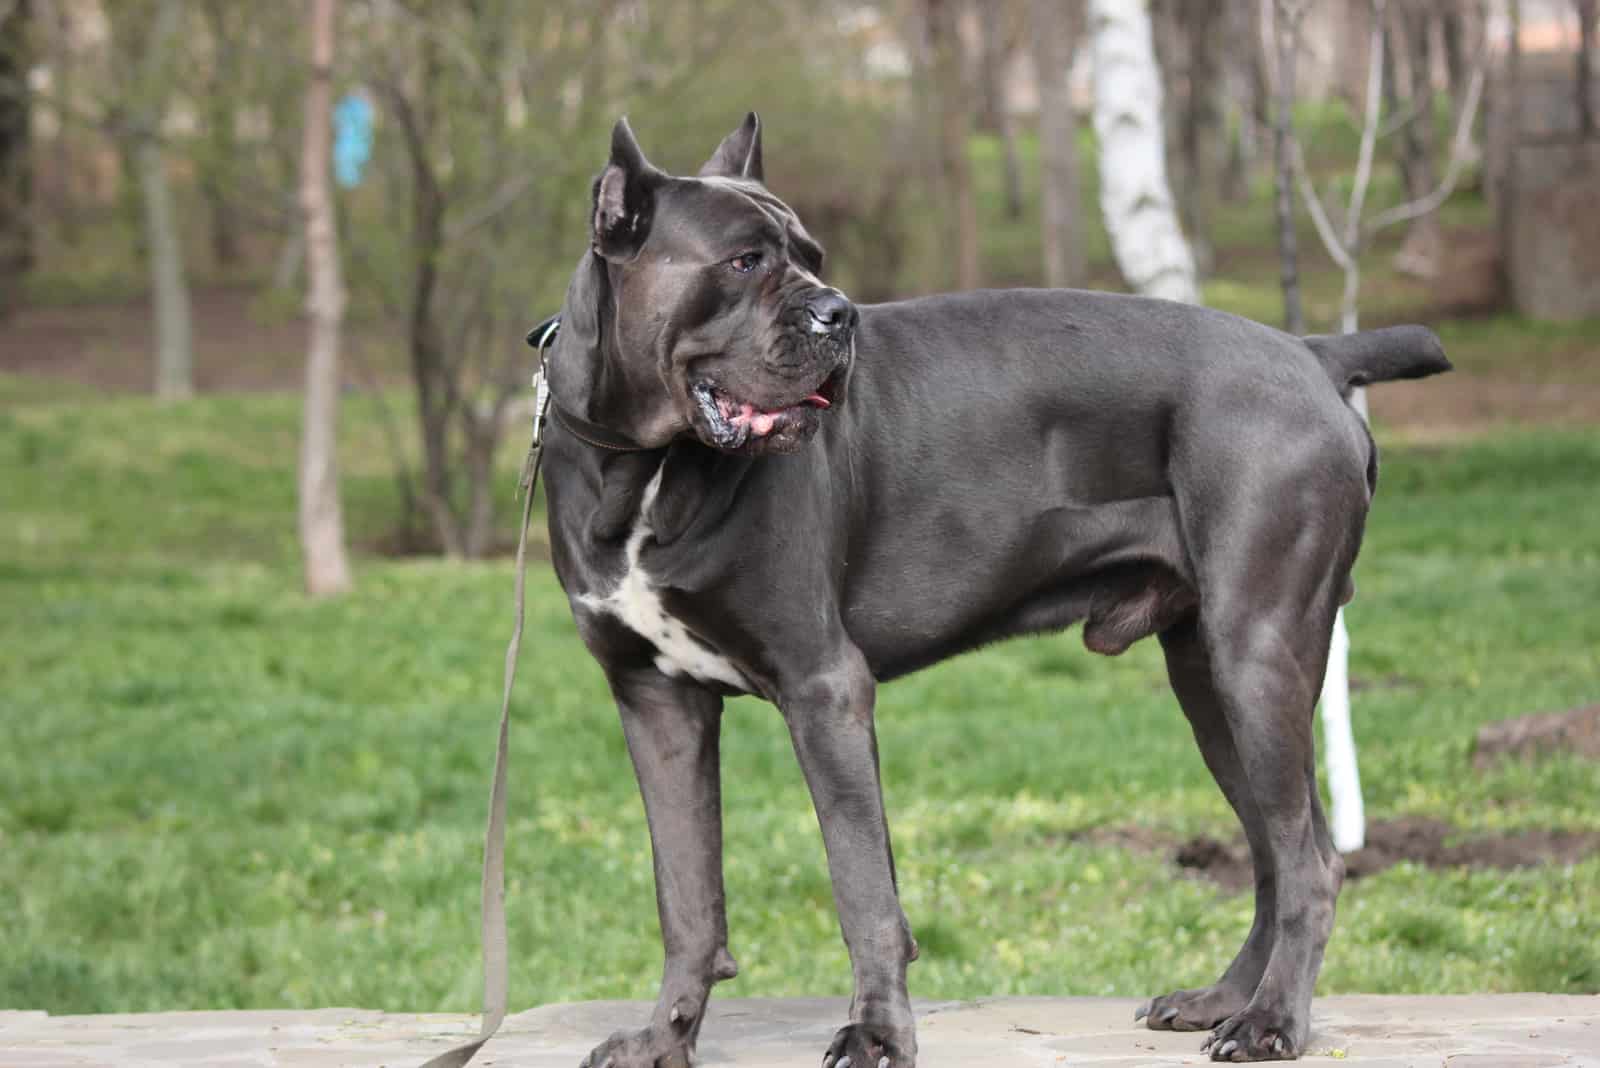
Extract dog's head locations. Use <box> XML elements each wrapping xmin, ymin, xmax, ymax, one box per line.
<box><xmin>552</xmin><ymin>113</ymin><xmax>855</xmax><ymax>455</ymax></box>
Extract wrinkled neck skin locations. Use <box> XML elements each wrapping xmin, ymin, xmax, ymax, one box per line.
<box><xmin>547</xmin><ymin>257</ymin><xmax>683</xmax><ymax>450</ymax></box>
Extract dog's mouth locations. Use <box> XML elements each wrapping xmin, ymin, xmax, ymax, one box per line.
<box><xmin>691</xmin><ymin>370</ymin><xmax>842</xmax><ymax>452</ymax></box>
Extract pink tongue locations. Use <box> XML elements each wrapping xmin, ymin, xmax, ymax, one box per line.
<box><xmin>804</xmin><ymin>392</ymin><xmax>831</xmax><ymax>409</ymax></box>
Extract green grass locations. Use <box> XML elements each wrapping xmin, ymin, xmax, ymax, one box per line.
<box><xmin>2</xmin><ymin>382</ymin><xmax>1598</xmax><ymax>1015</ymax></box>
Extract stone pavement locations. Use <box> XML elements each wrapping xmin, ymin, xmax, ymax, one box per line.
<box><xmin>1</xmin><ymin>995</ymin><xmax>1596</xmax><ymax>1067</ymax></box>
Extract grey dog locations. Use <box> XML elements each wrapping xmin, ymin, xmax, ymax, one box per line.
<box><xmin>536</xmin><ymin>114</ymin><xmax>1450</xmax><ymax>1066</ymax></box>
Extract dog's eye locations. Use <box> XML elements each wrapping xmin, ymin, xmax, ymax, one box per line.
<box><xmin>728</xmin><ymin>251</ymin><xmax>764</xmax><ymax>274</ymax></box>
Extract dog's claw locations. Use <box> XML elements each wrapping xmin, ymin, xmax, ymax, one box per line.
<box><xmin>1272</xmin><ymin>1034</ymin><xmax>1286</xmax><ymax>1055</ymax></box>
<box><xmin>836</xmin><ymin>1058</ymin><xmax>851</xmax><ymax>1068</ymax></box>
<box><xmin>1216</xmin><ymin>1039</ymin><xmax>1239</xmax><ymax>1060</ymax></box>
<box><xmin>878</xmin><ymin>1059</ymin><xmax>890</xmax><ymax>1068</ymax></box>
<box><xmin>1159</xmin><ymin>1007</ymin><xmax>1179</xmax><ymax>1025</ymax></box>
<box><xmin>669</xmin><ymin>1006</ymin><xmax>681</xmax><ymax>1024</ymax></box>
<box><xmin>1201</xmin><ymin>1034</ymin><xmax>1215</xmax><ymax>1053</ymax></box>
<box><xmin>1134</xmin><ymin>1001</ymin><xmax>1150</xmax><ymax>1022</ymax></box>
<box><xmin>822</xmin><ymin>1056</ymin><xmax>834</xmax><ymax>1068</ymax></box>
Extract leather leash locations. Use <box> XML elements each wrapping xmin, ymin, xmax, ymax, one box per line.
<box><xmin>417</xmin><ymin>329</ymin><xmax>553</xmax><ymax>1068</ymax></box>
<box><xmin>419</xmin><ymin>312</ymin><xmax>652</xmax><ymax>1067</ymax></box>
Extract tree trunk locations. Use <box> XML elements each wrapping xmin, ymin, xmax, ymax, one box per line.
<box><xmin>924</xmin><ymin>0</ymin><xmax>981</xmax><ymax>290</ymax></box>
<box><xmin>1176</xmin><ymin>0</ymin><xmax>1224</xmax><ymax>275</ymax></box>
<box><xmin>462</xmin><ymin>419</ymin><xmax>497</xmax><ymax>560</ymax></box>
<box><xmin>1579</xmin><ymin>0</ymin><xmax>1596</xmax><ymax>138</ymax></box>
<box><xmin>0</xmin><ymin>0</ymin><xmax>33</xmax><ymax>317</ymax></box>
<box><xmin>297</xmin><ymin>0</ymin><xmax>352</xmax><ymax>596</ymax></box>
<box><xmin>1274</xmin><ymin>0</ymin><xmax>1306</xmax><ymax>334</ymax></box>
<box><xmin>1222</xmin><ymin>0</ymin><xmax>1268</xmax><ymax>203</ymax></box>
<box><xmin>139</xmin><ymin>141</ymin><xmax>193</xmax><ymax>399</ymax></box>
<box><xmin>137</xmin><ymin>0</ymin><xmax>192</xmax><ymax>400</ymax></box>
<box><xmin>44</xmin><ymin>0</ymin><xmax>77</xmax><ymax>246</ymax></box>
<box><xmin>381</xmin><ymin>30</ymin><xmax>466</xmax><ymax>557</ymax></box>
<box><xmin>1030</xmin><ymin>0</ymin><xmax>1085</xmax><ymax>287</ymax></box>
<box><xmin>978</xmin><ymin>9</ymin><xmax>1024</xmax><ymax>220</ymax></box>
<box><xmin>200</xmin><ymin>1</ymin><xmax>240</xmax><ymax>269</ymax></box>
<box><xmin>1393</xmin><ymin>0</ymin><xmax>1441</xmax><ymax>278</ymax></box>
<box><xmin>1088</xmin><ymin>0</ymin><xmax>1199</xmax><ymax>304</ymax></box>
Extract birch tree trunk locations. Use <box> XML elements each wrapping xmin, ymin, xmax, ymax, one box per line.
<box><xmin>138</xmin><ymin>0</ymin><xmax>193</xmax><ymax>401</ymax></box>
<box><xmin>1088</xmin><ymin>0</ymin><xmax>1199</xmax><ymax>304</ymax></box>
<box><xmin>1031</xmin><ymin>0</ymin><xmax>1085</xmax><ymax>287</ymax></box>
<box><xmin>297</xmin><ymin>0</ymin><xmax>353</xmax><ymax>596</ymax></box>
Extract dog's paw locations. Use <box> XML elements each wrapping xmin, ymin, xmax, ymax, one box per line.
<box><xmin>1200</xmin><ymin>1006</ymin><xmax>1304</xmax><ymax>1062</ymax></box>
<box><xmin>821</xmin><ymin>1020</ymin><xmax>916</xmax><ymax>1068</ymax></box>
<box><xmin>578</xmin><ymin>1025</ymin><xmax>691</xmax><ymax>1068</ymax></box>
<box><xmin>1136</xmin><ymin>983</ymin><xmax>1250</xmax><ymax>1032</ymax></box>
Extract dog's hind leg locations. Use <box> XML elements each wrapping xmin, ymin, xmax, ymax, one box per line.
<box><xmin>1172</xmin><ymin>423</ymin><xmax>1364</xmax><ymax>1062</ymax></box>
<box><xmin>580</xmin><ymin>670</ymin><xmax>738</xmax><ymax>1068</ymax></box>
<box><xmin>1138</xmin><ymin>616</ymin><xmax>1276</xmax><ymax>1033</ymax></box>
<box><xmin>782</xmin><ymin>644</ymin><xmax>918</xmax><ymax>1068</ymax></box>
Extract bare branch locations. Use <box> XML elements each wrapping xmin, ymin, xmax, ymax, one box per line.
<box><xmin>1364</xmin><ymin>52</ymin><xmax>1488</xmax><ymax>235</ymax></box>
<box><xmin>1343</xmin><ymin>0</ymin><xmax>1387</xmax><ymax>253</ymax></box>
<box><xmin>443</xmin><ymin>172</ymin><xmax>539</xmax><ymax>245</ymax></box>
<box><xmin>1291</xmin><ymin>139</ymin><xmax>1357</xmax><ymax>272</ymax></box>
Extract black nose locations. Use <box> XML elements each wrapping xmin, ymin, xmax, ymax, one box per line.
<box><xmin>805</xmin><ymin>290</ymin><xmax>856</xmax><ymax>334</ymax></box>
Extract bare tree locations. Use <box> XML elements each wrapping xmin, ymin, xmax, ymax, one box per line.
<box><xmin>977</xmin><ymin>4</ymin><xmax>1024</xmax><ymax>220</ymax></box>
<box><xmin>1030</xmin><ymin>0</ymin><xmax>1085</xmax><ymax>287</ymax></box>
<box><xmin>118</xmin><ymin>0</ymin><xmax>194</xmax><ymax>400</ymax></box>
<box><xmin>1293</xmin><ymin>1</ymin><xmax>1487</xmax><ymax>335</ymax></box>
<box><xmin>0</xmin><ymin>0</ymin><xmax>32</xmax><ymax>318</ymax></box>
<box><xmin>1578</xmin><ymin>0</ymin><xmax>1596</xmax><ymax>137</ymax></box>
<box><xmin>1160</xmin><ymin>0</ymin><xmax>1225</xmax><ymax>275</ymax></box>
<box><xmin>925</xmin><ymin>0</ymin><xmax>981</xmax><ymax>289</ymax></box>
<box><xmin>1287</xmin><ymin>0</ymin><xmax>1489</xmax><ymax>852</ymax></box>
<box><xmin>1390</xmin><ymin>0</ymin><xmax>1443</xmax><ymax>278</ymax></box>
<box><xmin>297</xmin><ymin>0</ymin><xmax>352</xmax><ymax>597</ymax></box>
<box><xmin>1088</xmin><ymin>0</ymin><xmax>1198</xmax><ymax>304</ymax></box>
<box><xmin>1273</xmin><ymin>0</ymin><xmax>1309</xmax><ymax>334</ymax></box>
<box><xmin>197</xmin><ymin>0</ymin><xmax>243</xmax><ymax>269</ymax></box>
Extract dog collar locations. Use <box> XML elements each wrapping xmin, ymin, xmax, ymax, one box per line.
<box><xmin>526</xmin><ymin>315</ymin><xmax>658</xmax><ymax>453</ymax></box>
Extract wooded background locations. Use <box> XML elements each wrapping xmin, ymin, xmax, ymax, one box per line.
<box><xmin>1</xmin><ymin>0</ymin><xmax>1596</xmax><ymax>574</ymax></box>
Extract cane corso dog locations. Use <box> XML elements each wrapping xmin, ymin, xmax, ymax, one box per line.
<box><xmin>539</xmin><ymin>113</ymin><xmax>1449</xmax><ymax>1066</ymax></box>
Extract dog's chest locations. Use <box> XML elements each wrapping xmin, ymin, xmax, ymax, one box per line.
<box><xmin>577</xmin><ymin>464</ymin><xmax>750</xmax><ymax>691</ymax></box>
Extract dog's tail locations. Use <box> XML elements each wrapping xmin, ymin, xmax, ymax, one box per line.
<box><xmin>1302</xmin><ymin>325</ymin><xmax>1452</xmax><ymax>398</ymax></box>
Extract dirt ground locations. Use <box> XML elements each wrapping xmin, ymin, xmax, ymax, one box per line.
<box><xmin>0</xmin><ymin>284</ymin><xmax>401</xmax><ymax>395</ymax></box>
<box><xmin>1082</xmin><ymin>817</ymin><xmax>1600</xmax><ymax>895</ymax></box>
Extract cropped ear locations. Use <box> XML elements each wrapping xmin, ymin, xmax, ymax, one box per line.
<box><xmin>697</xmin><ymin>111</ymin><xmax>764</xmax><ymax>181</ymax></box>
<box><xmin>593</xmin><ymin>117</ymin><xmax>664</xmax><ymax>261</ymax></box>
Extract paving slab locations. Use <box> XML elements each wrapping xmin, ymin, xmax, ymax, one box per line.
<box><xmin>1</xmin><ymin>996</ymin><xmax>1596</xmax><ymax>1067</ymax></box>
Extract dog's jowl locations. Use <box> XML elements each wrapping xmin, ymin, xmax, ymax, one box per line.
<box><xmin>538</xmin><ymin>113</ymin><xmax>1451</xmax><ymax>1067</ymax></box>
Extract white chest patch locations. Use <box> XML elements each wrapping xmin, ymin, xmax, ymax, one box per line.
<box><xmin>577</xmin><ymin>464</ymin><xmax>750</xmax><ymax>691</ymax></box>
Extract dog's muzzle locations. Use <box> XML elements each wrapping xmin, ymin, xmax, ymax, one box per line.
<box><xmin>689</xmin><ymin>286</ymin><xmax>855</xmax><ymax>455</ymax></box>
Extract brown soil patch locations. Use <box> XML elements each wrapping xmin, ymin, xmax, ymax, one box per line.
<box><xmin>1473</xmin><ymin>705</ymin><xmax>1600</xmax><ymax>770</ymax></box>
<box><xmin>0</xmin><ymin>284</ymin><xmax>401</xmax><ymax>395</ymax></box>
<box><xmin>1368</xmin><ymin>375</ymin><xmax>1600</xmax><ymax>437</ymax></box>
<box><xmin>1172</xmin><ymin>817</ymin><xmax>1600</xmax><ymax>894</ymax></box>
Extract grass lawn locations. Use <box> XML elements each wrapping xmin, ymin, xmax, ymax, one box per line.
<box><xmin>3</xmin><ymin>381</ymin><xmax>1599</xmax><ymax>1014</ymax></box>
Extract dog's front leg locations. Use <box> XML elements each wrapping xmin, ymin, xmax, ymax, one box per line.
<box><xmin>581</xmin><ymin>670</ymin><xmax>737</xmax><ymax>1068</ymax></box>
<box><xmin>783</xmin><ymin>647</ymin><xmax>917</xmax><ymax>1068</ymax></box>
